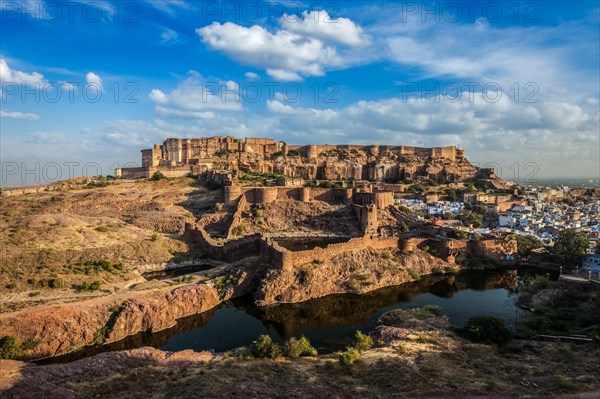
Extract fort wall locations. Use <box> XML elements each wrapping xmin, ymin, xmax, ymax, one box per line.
<box><xmin>263</xmin><ymin>235</ymin><xmax>400</xmax><ymax>272</ymax></box>
<box><xmin>187</xmin><ymin>220</ymin><xmax>516</xmax><ymax>271</ymax></box>
<box><xmin>226</xmin><ymin>194</ymin><xmax>248</xmax><ymax>239</ymax></box>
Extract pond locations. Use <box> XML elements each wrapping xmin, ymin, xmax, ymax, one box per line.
<box><xmin>41</xmin><ymin>267</ymin><xmax>552</xmax><ymax>364</ymax></box>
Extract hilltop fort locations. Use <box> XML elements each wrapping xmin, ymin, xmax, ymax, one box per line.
<box><xmin>116</xmin><ymin>136</ymin><xmax>498</xmax><ymax>183</ymax></box>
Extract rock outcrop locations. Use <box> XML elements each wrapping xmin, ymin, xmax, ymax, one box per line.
<box><xmin>0</xmin><ymin>264</ymin><xmax>258</xmax><ymax>359</ymax></box>
<box><xmin>255</xmin><ymin>247</ymin><xmax>455</xmax><ymax>305</ymax></box>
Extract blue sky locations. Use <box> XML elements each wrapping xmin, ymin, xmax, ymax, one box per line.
<box><xmin>0</xmin><ymin>0</ymin><xmax>599</xmax><ymax>186</ymax></box>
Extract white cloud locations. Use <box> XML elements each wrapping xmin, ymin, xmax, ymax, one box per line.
<box><xmin>1</xmin><ymin>110</ymin><xmax>40</xmax><ymax>120</ymax></box>
<box><xmin>146</xmin><ymin>0</ymin><xmax>191</xmax><ymax>15</ymax></box>
<box><xmin>244</xmin><ymin>72</ymin><xmax>259</xmax><ymax>79</ymax></box>
<box><xmin>24</xmin><ymin>132</ymin><xmax>67</xmax><ymax>144</ymax></box>
<box><xmin>197</xmin><ymin>21</ymin><xmax>345</xmax><ymax>80</ymax></box>
<box><xmin>160</xmin><ymin>28</ymin><xmax>179</xmax><ymax>45</ymax></box>
<box><xmin>265</xmin><ymin>69</ymin><xmax>302</xmax><ymax>81</ymax></box>
<box><xmin>149</xmin><ymin>74</ymin><xmax>243</xmax><ymax>119</ymax></box>
<box><xmin>85</xmin><ymin>72</ymin><xmax>103</xmax><ymax>91</ymax></box>
<box><xmin>61</xmin><ymin>81</ymin><xmax>77</xmax><ymax>91</ymax></box>
<box><xmin>381</xmin><ymin>14</ymin><xmax>598</xmax><ymax>105</ymax></box>
<box><xmin>586</xmin><ymin>98</ymin><xmax>599</xmax><ymax>105</ymax></box>
<box><xmin>262</xmin><ymin>93</ymin><xmax>598</xmax><ymax>177</ymax></box>
<box><xmin>280</xmin><ymin>10</ymin><xmax>369</xmax><ymax>46</ymax></box>
<box><xmin>0</xmin><ymin>58</ymin><xmax>46</xmax><ymax>87</ymax></box>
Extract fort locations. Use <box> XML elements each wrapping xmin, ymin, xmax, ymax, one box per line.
<box><xmin>116</xmin><ymin>136</ymin><xmax>496</xmax><ymax>183</ymax></box>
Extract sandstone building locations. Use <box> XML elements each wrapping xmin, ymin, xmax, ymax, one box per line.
<box><xmin>116</xmin><ymin>136</ymin><xmax>495</xmax><ymax>183</ymax></box>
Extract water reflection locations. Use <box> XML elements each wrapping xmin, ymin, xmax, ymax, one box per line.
<box><xmin>41</xmin><ymin>268</ymin><xmax>527</xmax><ymax>364</ymax></box>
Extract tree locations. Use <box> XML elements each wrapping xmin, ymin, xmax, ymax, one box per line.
<box><xmin>552</xmin><ymin>229</ymin><xmax>589</xmax><ymax>266</ymax></box>
<box><xmin>515</xmin><ymin>235</ymin><xmax>543</xmax><ymax>257</ymax></box>
<box><xmin>462</xmin><ymin>210</ymin><xmax>483</xmax><ymax>228</ymax></box>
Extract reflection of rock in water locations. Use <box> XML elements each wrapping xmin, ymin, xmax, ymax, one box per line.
<box><xmin>452</xmin><ymin>269</ymin><xmax>518</xmax><ymax>291</ymax></box>
<box><xmin>427</xmin><ymin>270</ymin><xmax>518</xmax><ymax>298</ymax></box>
<box><xmin>38</xmin><ymin>306</ymin><xmax>219</xmax><ymax>365</ymax></box>
<box><xmin>234</xmin><ymin>274</ymin><xmax>449</xmax><ymax>338</ymax></box>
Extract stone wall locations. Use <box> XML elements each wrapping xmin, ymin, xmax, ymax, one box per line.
<box><xmin>184</xmin><ymin>223</ymin><xmax>262</xmax><ymax>263</ymax></box>
<box><xmin>118</xmin><ymin>167</ymin><xmax>149</xmax><ymax>179</ymax></box>
<box><xmin>469</xmin><ymin>236</ymin><xmax>517</xmax><ymax>261</ymax></box>
<box><xmin>226</xmin><ymin>194</ymin><xmax>248</xmax><ymax>239</ymax></box>
<box><xmin>263</xmin><ymin>235</ymin><xmax>400</xmax><ymax>271</ymax></box>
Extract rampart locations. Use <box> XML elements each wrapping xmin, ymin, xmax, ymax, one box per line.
<box><xmin>226</xmin><ymin>194</ymin><xmax>248</xmax><ymax>239</ymax></box>
<box><xmin>262</xmin><ymin>235</ymin><xmax>400</xmax><ymax>272</ymax></box>
<box><xmin>186</xmin><ymin>220</ymin><xmax>517</xmax><ymax>272</ymax></box>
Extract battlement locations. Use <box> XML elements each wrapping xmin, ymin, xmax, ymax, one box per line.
<box><xmin>118</xmin><ymin>135</ymin><xmax>492</xmax><ymax>183</ymax></box>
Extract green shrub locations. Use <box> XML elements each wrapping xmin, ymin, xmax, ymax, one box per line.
<box><xmin>353</xmin><ymin>330</ymin><xmax>373</xmax><ymax>352</ymax></box>
<box><xmin>461</xmin><ymin>315</ymin><xmax>512</xmax><ymax>345</ymax></box>
<box><xmin>423</xmin><ymin>305</ymin><xmax>443</xmax><ymax>317</ymax></box>
<box><xmin>93</xmin><ymin>327</ymin><xmax>108</xmax><ymax>346</ymax></box>
<box><xmin>251</xmin><ymin>335</ymin><xmax>282</xmax><ymax>359</ymax></box>
<box><xmin>149</xmin><ymin>171</ymin><xmax>166</xmax><ymax>181</ymax></box>
<box><xmin>339</xmin><ymin>346</ymin><xmax>361</xmax><ymax>366</ymax></box>
<box><xmin>80</xmin><ymin>281</ymin><xmax>101</xmax><ymax>292</ymax></box>
<box><xmin>235</xmin><ymin>346</ymin><xmax>255</xmax><ymax>360</ymax></box>
<box><xmin>284</xmin><ymin>336</ymin><xmax>318</xmax><ymax>358</ymax></box>
<box><xmin>149</xmin><ymin>233</ymin><xmax>160</xmax><ymax>242</ymax></box>
<box><xmin>408</xmin><ymin>269</ymin><xmax>421</xmax><ymax>281</ymax></box>
<box><xmin>48</xmin><ymin>278</ymin><xmax>67</xmax><ymax>289</ymax></box>
<box><xmin>0</xmin><ymin>336</ymin><xmax>23</xmax><ymax>359</ymax></box>
<box><xmin>398</xmin><ymin>206</ymin><xmax>412</xmax><ymax>214</ymax></box>
<box><xmin>176</xmin><ymin>275</ymin><xmax>194</xmax><ymax>284</ymax></box>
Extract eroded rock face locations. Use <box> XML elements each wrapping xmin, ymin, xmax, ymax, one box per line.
<box><xmin>255</xmin><ymin>248</ymin><xmax>454</xmax><ymax>305</ymax></box>
<box><xmin>0</xmin><ymin>265</ymin><xmax>259</xmax><ymax>359</ymax></box>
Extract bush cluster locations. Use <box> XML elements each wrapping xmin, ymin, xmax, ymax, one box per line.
<box><xmin>67</xmin><ymin>259</ymin><xmax>124</xmax><ymax>275</ymax></box>
<box><xmin>80</xmin><ymin>281</ymin><xmax>101</xmax><ymax>292</ymax></box>
<box><xmin>338</xmin><ymin>330</ymin><xmax>374</xmax><ymax>367</ymax></box>
<box><xmin>241</xmin><ymin>335</ymin><xmax>318</xmax><ymax>360</ymax></box>
<box><xmin>460</xmin><ymin>315</ymin><xmax>512</xmax><ymax>345</ymax></box>
<box><xmin>0</xmin><ymin>336</ymin><xmax>37</xmax><ymax>360</ymax></box>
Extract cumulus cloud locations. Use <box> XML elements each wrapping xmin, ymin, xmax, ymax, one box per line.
<box><xmin>197</xmin><ymin>22</ymin><xmax>345</xmax><ymax>80</ymax></box>
<box><xmin>244</xmin><ymin>72</ymin><xmax>259</xmax><ymax>79</ymax></box>
<box><xmin>280</xmin><ymin>10</ymin><xmax>369</xmax><ymax>46</ymax></box>
<box><xmin>0</xmin><ymin>58</ymin><xmax>46</xmax><ymax>87</ymax></box>
<box><xmin>85</xmin><ymin>72</ymin><xmax>103</xmax><ymax>91</ymax></box>
<box><xmin>1</xmin><ymin>110</ymin><xmax>40</xmax><ymax>120</ymax></box>
<box><xmin>196</xmin><ymin>9</ymin><xmax>370</xmax><ymax>81</ymax></box>
<box><xmin>149</xmin><ymin>73</ymin><xmax>243</xmax><ymax>119</ymax></box>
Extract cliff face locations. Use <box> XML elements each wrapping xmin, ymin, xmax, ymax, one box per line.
<box><xmin>255</xmin><ymin>247</ymin><xmax>455</xmax><ymax>305</ymax></box>
<box><xmin>0</xmin><ymin>265</ymin><xmax>257</xmax><ymax>359</ymax></box>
